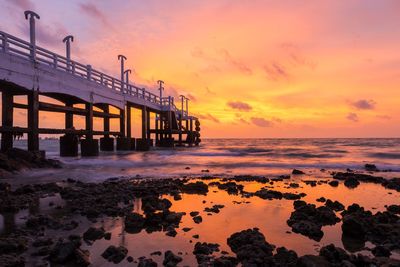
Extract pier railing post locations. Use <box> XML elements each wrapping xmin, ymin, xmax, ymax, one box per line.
<box><xmin>87</xmin><ymin>65</ymin><xmax>92</xmax><ymax>81</ymax></box>
<box><xmin>118</xmin><ymin>55</ymin><xmax>127</xmax><ymax>92</ymax></box>
<box><xmin>1</xmin><ymin>92</ymin><xmax>14</xmax><ymax>152</ymax></box>
<box><xmin>63</xmin><ymin>35</ymin><xmax>74</xmax><ymax>71</ymax></box>
<box><xmin>28</xmin><ymin>90</ymin><xmax>39</xmax><ymax>151</ymax></box>
<box><xmin>24</xmin><ymin>11</ymin><xmax>40</xmax><ymax>61</ymax></box>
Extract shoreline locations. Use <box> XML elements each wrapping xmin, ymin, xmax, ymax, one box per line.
<box><xmin>0</xmin><ymin>168</ymin><xmax>399</xmax><ymax>266</ymax></box>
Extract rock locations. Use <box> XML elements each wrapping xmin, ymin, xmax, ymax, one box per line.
<box><xmin>254</xmin><ymin>189</ymin><xmax>283</xmax><ymax>200</ymax></box>
<box><xmin>387</xmin><ymin>204</ymin><xmax>400</xmax><ymax>214</ymax></box>
<box><xmin>190</xmin><ymin>211</ymin><xmax>199</xmax><ymax>217</ymax></box>
<box><xmin>193</xmin><ymin>215</ymin><xmax>202</xmax><ymax>224</ymax></box>
<box><xmin>127</xmin><ymin>256</ymin><xmax>134</xmax><ymax>262</ymax></box>
<box><xmin>32</xmin><ymin>237</ymin><xmax>53</xmax><ymax>248</ymax></box>
<box><xmin>287</xmin><ymin>201</ymin><xmax>339</xmax><ymax>241</ymax></box>
<box><xmin>291</xmin><ymin>221</ymin><xmax>323</xmax><ymax>241</ymax></box>
<box><xmin>216</xmin><ymin>182</ymin><xmax>244</xmax><ymax>194</ymax></box>
<box><xmin>273</xmin><ymin>247</ymin><xmax>298</xmax><ymax>267</ymax></box>
<box><xmin>227</xmin><ymin>228</ymin><xmax>274</xmax><ymax>265</ymax></box>
<box><xmin>328</xmin><ymin>180</ymin><xmax>339</xmax><ymax>187</ymax></box>
<box><xmin>372</xmin><ymin>245</ymin><xmax>391</xmax><ymax>257</ymax></box>
<box><xmin>316</xmin><ymin>197</ymin><xmax>326</xmax><ymax>203</ymax></box>
<box><xmin>163</xmin><ymin>250</ymin><xmax>182</xmax><ymax>267</ymax></box>
<box><xmin>181</xmin><ymin>181</ymin><xmax>209</xmax><ymax>194</ymax></box>
<box><xmin>319</xmin><ymin>244</ymin><xmax>350</xmax><ymax>263</ymax></box>
<box><xmin>138</xmin><ymin>258</ymin><xmax>158</xmax><ymax>267</ymax></box>
<box><xmin>289</xmin><ymin>183</ymin><xmax>300</xmax><ymax>188</ymax></box>
<box><xmin>342</xmin><ymin>215</ymin><xmax>367</xmax><ymax>240</ymax></box>
<box><xmin>344</xmin><ymin>177</ymin><xmax>360</xmax><ymax>188</ymax></box>
<box><xmin>124</xmin><ymin>213</ymin><xmax>145</xmax><ymax>233</ymax></box>
<box><xmin>75</xmin><ymin>248</ymin><xmax>91</xmax><ymax>266</ymax></box>
<box><xmin>365</xmin><ymin>164</ymin><xmax>379</xmax><ymax>172</ymax></box>
<box><xmin>142</xmin><ymin>197</ymin><xmax>172</xmax><ymax>213</ymax></box>
<box><xmin>192</xmin><ymin>234</ymin><xmax>199</xmax><ymax>239</ymax></box>
<box><xmin>0</xmin><ymin>237</ymin><xmax>28</xmax><ymax>254</ymax></box>
<box><xmin>166</xmin><ymin>227</ymin><xmax>177</xmax><ymax>237</ymax></box>
<box><xmin>104</xmin><ymin>232</ymin><xmax>112</xmax><ymax>240</ymax></box>
<box><xmin>101</xmin><ymin>245</ymin><xmax>128</xmax><ymax>264</ymax></box>
<box><xmin>193</xmin><ymin>242</ymin><xmax>220</xmax><ymax>258</ymax></box>
<box><xmin>292</xmin><ymin>169</ymin><xmax>305</xmax><ymax>175</ymax></box>
<box><xmin>83</xmin><ymin>227</ymin><xmax>105</xmax><ymax>242</ymax></box>
<box><xmin>49</xmin><ymin>239</ymin><xmax>81</xmax><ymax>264</ymax></box>
<box><xmin>297</xmin><ymin>255</ymin><xmax>331</xmax><ymax>267</ymax></box>
<box><xmin>204</xmin><ymin>204</ymin><xmax>225</xmax><ymax>213</ymax></box>
<box><xmin>151</xmin><ymin>251</ymin><xmax>162</xmax><ymax>256</ymax></box>
<box><xmin>182</xmin><ymin>227</ymin><xmax>192</xmax><ymax>232</ymax></box>
<box><xmin>325</xmin><ymin>199</ymin><xmax>345</xmax><ymax>211</ymax></box>
<box><xmin>0</xmin><ymin>254</ymin><xmax>25</xmax><ymax>267</ymax></box>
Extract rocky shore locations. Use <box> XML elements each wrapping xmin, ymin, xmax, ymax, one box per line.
<box><xmin>0</xmin><ymin>167</ymin><xmax>399</xmax><ymax>266</ymax></box>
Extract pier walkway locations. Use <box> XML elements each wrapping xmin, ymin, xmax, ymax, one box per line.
<box><xmin>0</xmin><ymin>10</ymin><xmax>201</xmax><ymax>156</ymax></box>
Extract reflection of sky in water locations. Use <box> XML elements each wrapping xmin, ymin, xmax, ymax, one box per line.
<box><xmin>1</xmin><ymin>178</ymin><xmax>399</xmax><ymax>265</ymax></box>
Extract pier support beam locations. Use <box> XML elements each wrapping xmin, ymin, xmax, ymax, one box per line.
<box><xmin>65</xmin><ymin>102</ymin><xmax>73</xmax><ymax>129</ymax></box>
<box><xmin>1</xmin><ymin>92</ymin><xmax>14</xmax><ymax>152</ymax></box>
<box><xmin>28</xmin><ymin>90</ymin><xmax>39</xmax><ymax>151</ymax></box>
<box><xmin>146</xmin><ymin>110</ymin><xmax>151</xmax><ymax>140</ymax></box>
<box><xmin>119</xmin><ymin>107</ymin><xmax>125</xmax><ymax>138</ymax></box>
<box><xmin>126</xmin><ymin>105</ymin><xmax>131</xmax><ymax>139</ymax></box>
<box><xmin>81</xmin><ymin>102</ymin><xmax>98</xmax><ymax>156</ymax></box>
<box><xmin>141</xmin><ymin>106</ymin><xmax>147</xmax><ymax>139</ymax></box>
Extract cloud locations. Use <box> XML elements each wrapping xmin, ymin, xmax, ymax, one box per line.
<box><xmin>346</xmin><ymin>112</ymin><xmax>359</xmax><ymax>122</ymax></box>
<box><xmin>350</xmin><ymin>99</ymin><xmax>376</xmax><ymax>110</ymax></box>
<box><xmin>79</xmin><ymin>3</ymin><xmax>110</xmax><ymax>28</ymax></box>
<box><xmin>250</xmin><ymin>117</ymin><xmax>273</xmax><ymax>127</ymax></box>
<box><xmin>6</xmin><ymin>0</ymin><xmax>34</xmax><ymax>10</ymax></box>
<box><xmin>218</xmin><ymin>49</ymin><xmax>252</xmax><ymax>75</ymax></box>
<box><xmin>263</xmin><ymin>62</ymin><xmax>290</xmax><ymax>81</ymax></box>
<box><xmin>227</xmin><ymin>101</ymin><xmax>252</xmax><ymax>111</ymax></box>
<box><xmin>17</xmin><ymin>22</ymin><xmax>68</xmax><ymax>47</ymax></box>
<box><xmin>280</xmin><ymin>43</ymin><xmax>317</xmax><ymax>70</ymax></box>
<box><xmin>197</xmin><ymin>113</ymin><xmax>220</xmax><ymax>123</ymax></box>
<box><xmin>376</xmin><ymin>114</ymin><xmax>391</xmax><ymax>120</ymax></box>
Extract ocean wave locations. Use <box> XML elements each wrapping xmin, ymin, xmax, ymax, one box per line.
<box><xmin>368</xmin><ymin>152</ymin><xmax>400</xmax><ymax>159</ymax></box>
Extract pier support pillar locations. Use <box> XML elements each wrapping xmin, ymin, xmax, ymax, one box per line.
<box><xmin>103</xmin><ymin>105</ymin><xmax>110</xmax><ymax>138</ymax></box>
<box><xmin>141</xmin><ymin>106</ymin><xmax>147</xmax><ymax>139</ymax></box>
<box><xmin>116</xmin><ymin>137</ymin><xmax>133</xmax><ymax>151</ymax></box>
<box><xmin>136</xmin><ymin>138</ymin><xmax>150</xmax><ymax>151</ymax></box>
<box><xmin>65</xmin><ymin>102</ymin><xmax>73</xmax><ymax>129</ymax></box>
<box><xmin>85</xmin><ymin>102</ymin><xmax>93</xmax><ymax>140</ymax></box>
<box><xmin>155</xmin><ymin>115</ymin><xmax>159</xmax><ymax>146</ymax></box>
<box><xmin>60</xmin><ymin>134</ymin><xmax>79</xmax><ymax>156</ymax></box>
<box><xmin>126</xmin><ymin>105</ymin><xmax>131</xmax><ymax>139</ymax></box>
<box><xmin>100</xmin><ymin>137</ymin><xmax>114</xmax><ymax>151</ymax></box>
<box><xmin>28</xmin><ymin>90</ymin><xmax>39</xmax><ymax>151</ymax></box>
<box><xmin>81</xmin><ymin>139</ymin><xmax>99</xmax><ymax>157</ymax></box>
<box><xmin>146</xmin><ymin>110</ymin><xmax>151</xmax><ymax>140</ymax></box>
<box><xmin>1</xmin><ymin>92</ymin><xmax>13</xmax><ymax>152</ymax></box>
<box><xmin>120</xmin><ymin>107</ymin><xmax>125</xmax><ymax>138</ymax></box>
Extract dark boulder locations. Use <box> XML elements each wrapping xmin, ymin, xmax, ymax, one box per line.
<box><xmin>163</xmin><ymin>250</ymin><xmax>182</xmax><ymax>267</ymax></box>
<box><xmin>227</xmin><ymin>228</ymin><xmax>275</xmax><ymax>265</ymax></box>
<box><xmin>292</xmin><ymin>169</ymin><xmax>305</xmax><ymax>175</ymax></box>
<box><xmin>83</xmin><ymin>227</ymin><xmax>105</xmax><ymax>242</ymax></box>
<box><xmin>101</xmin><ymin>245</ymin><xmax>128</xmax><ymax>264</ymax></box>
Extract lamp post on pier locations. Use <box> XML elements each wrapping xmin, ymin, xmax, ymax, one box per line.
<box><xmin>157</xmin><ymin>80</ymin><xmax>164</xmax><ymax>105</ymax></box>
<box><xmin>62</xmin><ymin>35</ymin><xmax>74</xmax><ymax>70</ymax></box>
<box><xmin>118</xmin><ymin>55</ymin><xmax>127</xmax><ymax>92</ymax></box>
<box><xmin>124</xmin><ymin>69</ymin><xmax>132</xmax><ymax>94</ymax></box>
<box><xmin>24</xmin><ymin>10</ymin><xmax>40</xmax><ymax>60</ymax></box>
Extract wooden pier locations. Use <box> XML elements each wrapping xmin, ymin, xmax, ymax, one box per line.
<box><xmin>0</xmin><ymin>10</ymin><xmax>201</xmax><ymax>156</ymax></box>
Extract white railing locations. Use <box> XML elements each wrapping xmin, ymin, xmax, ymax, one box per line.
<box><xmin>0</xmin><ymin>30</ymin><xmax>184</xmax><ymax>111</ymax></box>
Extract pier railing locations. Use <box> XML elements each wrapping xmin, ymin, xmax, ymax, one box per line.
<box><xmin>0</xmin><ymin>30</ymin><xmax>175</xmax><ymax>110</ymax></box>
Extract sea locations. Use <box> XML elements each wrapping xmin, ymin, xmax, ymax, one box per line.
<box><xmin>9</xmin><ymin>138</ymin><xmax>400</xmax><ymax>184</ymax></box>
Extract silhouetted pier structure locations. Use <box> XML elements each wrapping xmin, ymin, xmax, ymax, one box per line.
<box><xmin>0</xmin><ymin>11</ymin><xmax>201</xmax><ymax>156</ymax></box>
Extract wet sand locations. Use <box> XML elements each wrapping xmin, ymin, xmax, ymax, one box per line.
<box><xmin>0</xmin><ymin>168</ymin><xmax>399</xmax><ymax>266</ymax></box>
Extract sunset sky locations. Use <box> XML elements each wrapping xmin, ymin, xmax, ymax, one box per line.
<box><xmin>1</xmin><ymin>0</ymin><xmax>399</xmax><ymax>138</ymax></box>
